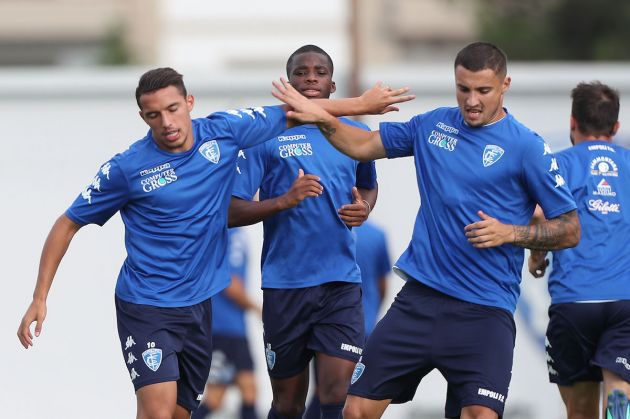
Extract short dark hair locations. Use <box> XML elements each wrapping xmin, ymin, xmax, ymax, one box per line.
<box><xmin>286</xmin><ymin>45</ymin><xmax>334</xmax><ymax>77</ymax></box>
<box><xmin>454</xmin><ymin>42</ymin><xmax>507</xmax><ymax>78</ymax></box>
<box><xmin>571</xmin><ymin>81</ymin><xmax>620</xmax><ymax>136</ymax></box>
<box><xmin>135</xmin><ymin>67</ymin><xmax>187</xmax><ymax>109</ymax></box>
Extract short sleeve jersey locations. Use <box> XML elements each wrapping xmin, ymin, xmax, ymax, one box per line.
<box><xmin>380</xmin><ymin>107</ymin><xmax>576</xmax><ymax>313</ymax></box>
<box><xmin>232</xmin><ymin>119</ymin><xmax>377</xmax><ymax>289</ymax></box>
<box><xmin>212</xmin><ymin>227</ymin><xmax>249</xmax><ymax>336</ymax></box>
<box><xmin>354</xmin><ymin>221</ymin><xmax>391</xmax><ymax>334</ymax></box>
<box><xmin>66</xmin><ymin>106</ymin><xmax>286</xmax><ymax>307</ymax></box>
<box><xmin>548</xmin><ymin>141</ymin><xmax>630</xmax><ymax>303</ymax></box>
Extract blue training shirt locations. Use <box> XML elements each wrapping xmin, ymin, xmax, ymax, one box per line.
<box><xmin>66</xmin><ymin>106</ymin><xmax>286</xmax><ymax>307</ymax></box>
<box><xmin>548</xmin><ymin>140</ymin><xmax>630</xmax><ymax>304</ymax></box>
<box><xmin>380</xmin><ymin>107</ymin><xmax>576</xmax><ymax>313</ymax></box>
<box><xmin>232</xmin><ymin>120</ymin><xmax>377</xmax><ymax>289</ymax></box>
<box><xmin>212</xmin><ymin>227</ymin><xmax>249</xmax><ymax>336</ymax></box>
<box><xmin>354</xmin><ymin>221</ymin><xmax>391</xmax><ymax>334</ymax></box>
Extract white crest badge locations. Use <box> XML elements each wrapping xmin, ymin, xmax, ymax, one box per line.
<box><xmin>483</xmin><ymin>145</ymin><xmax>505</xmax><ymax>167</ymax></box>
<box><xmin>142</xmin><ymin>348</ymin><xmax>163</xmax><ymax>372</ymax></box>
<box><xmin>199</xmin><ymin>140</ymin><xmax>220</xmax><ymax>164</ymax></box>
<box><xmin>351</xmin><ymin>362</ymin><xmax>365</xmax><ymax>384</ymax></box>
<box><xmin>265</xmin><ymin>343</ymin><xmax>276</xmax><ymax>370</ymax></box>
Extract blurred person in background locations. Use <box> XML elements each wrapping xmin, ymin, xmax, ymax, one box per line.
<box><xmin>193</xmin><ymin>227</ymin><xmax>260</xmax><ymax>419</ymax></box>
<box><xmin>529</xmin><ymin>81</ymin><xmax>630</xmax><ymax>419</ymax></box>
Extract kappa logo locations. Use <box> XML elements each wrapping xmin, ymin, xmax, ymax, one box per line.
<box><xmin>483</xmin><ymin>145</ymin><xmax>504</xmax><ymax>167</ymax></box>
<box><xmin>199</xmin><ymin>140</ymin><xmax>220</xmax><ymax>164</ymax></box>
<box><xmin>351</xmin><ymin>362</ymin><xmax>365</xmax><ymax>385</ymax></box>
<box><xmin>265</xmin><ymin>343</ymin><xmax>276</xmax><ymax>370</ymax></box>
<box><xmin>142</xmin><ymin>347</ymin><xmax>163</xmax><ymax>372</ymax></box>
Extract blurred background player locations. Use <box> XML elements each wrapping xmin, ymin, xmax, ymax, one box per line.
<box><xmin>528</xmin><ymin>81</ymin><xmax>630</xmax><ymax>419</ymax></box>
<box><xmin>193</xmin><ymin>227</ymin><xmax>261</xmax><ymax>419</ymax></box>
<box><xmin>304</xmin><ymin>220</ymin><xmax>391</xmax><ymax>419</ymax></box>
<box><xmin>229</xmin><ymin>44</ymin><xmax>378</xmax><ymax>419</ymax></box>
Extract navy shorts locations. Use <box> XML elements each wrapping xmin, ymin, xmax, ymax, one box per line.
<box><xmin>207</xmin><ymin>335</ymin><xmax>254</xmax><ymax>385</ymax></box>
<box><xmin>115</xmin><ymin>296</ymin><xmax>213</xmax><ymax>411</ymax></box>
<box><xmin>348</xmin><ymin>280</ymin><xmax>515</xmax><ymax>418</ymax></box>
<box><xmin>262</xmin><ymin>282</ymin><xmax>365</xmax><ymax>379</ymax></box>
<box><xmin>546</xmin><ymin>301</ymin><xmax>630</xmax><ymax>385</ymax></box>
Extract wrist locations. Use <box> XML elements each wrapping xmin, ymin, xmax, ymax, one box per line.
<box><xmin>361</xmin><ymin>199</ymin><xmax>372</xmax><ymax>215</ymax></box>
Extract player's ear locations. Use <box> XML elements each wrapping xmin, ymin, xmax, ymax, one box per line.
<box><xmin>330</xmin><ymin>81</ymin><xmax>337</xmax><ymax>94</ymax></box>
<box><xmin>611</xmin><ymin>121</ymin><xmax>620</xmax><ymax>136</ymax></box>
<box><xmin>187</xmin><ymin>95</ymin><xmax>195</xmax><ymax>112</ymax></box>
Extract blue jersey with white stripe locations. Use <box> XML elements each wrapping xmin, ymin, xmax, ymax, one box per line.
<box><xmin>232</xmin><ymin>119</ymin><xmax>377</xmax><ymax>289</ymax></box>
<box><xmin>66</xmin><ymin>106</ymin><xmax>286</xmax><ymax>307</ymax></box>
<box><xmin>212</xmin><ymin>227</ymin><xmax>249</xmax><ymax>336</ymax></box>
<box><xmin>548</xmin><ymin>140</ymin><xmax>630</xmax><ymax>303</ymax></box>
<box><xmin>380</xmin><ymin>107</ymin><xmax>576</xmax><ymax>313</ymax></box>
<box><xmin>354</xmin><ymin>222</ymin><xmax>391</xmax><ymax>334</ymax></box>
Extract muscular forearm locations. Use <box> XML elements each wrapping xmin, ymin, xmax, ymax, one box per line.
<box><xmin>228</xmin><ymin>196</ymin><xmax>289</xmax><ymax>227</ymax></box>
<box><xmin>317</xmin><ymin>117</ymin><xmax>386</xmax><ymax>162</ymax></box>
<box><xmin>513</xmin><ymin>210</ymin><xmax>580</xmax><ymax>250</ymax></box>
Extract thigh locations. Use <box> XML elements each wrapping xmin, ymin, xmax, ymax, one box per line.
<box><xmin>593</xmin><ymin>301</ymin><xmax>630</xmax><ymax>383</ymax></box>
<box><xmin>546</xmin><ymin>303</ymin><xmax>604</xmax><ymax>386</ymax></box>
<box><xmin>262</xmin><ymin>287</ymin><xmax>317</xmax><ymax>379</ymax></box>
<box><xmin>438</xmin><ymin>300</ymin><xmax>515</xmax><ymax>418</ymax></box>
<box><xmin>311</xmin><ymin>282</ymin><xmax>365</xmax><ymax>363</ymax></box>
<box><xmin>348</xmin><ymin>281</ymin><xmax>436</xmax><ymax>404</ymax></box>
<box><xmin>177</xmin><ymin>298</ymin><xmax>213</xmax><ymax>411</ymax></box>
<box><xmin>115</xmin><ymin>297</ymin><xmax>183</xmax><ymax>392</ymax></box>
<box><xmin>315</xmin><ymin>352</ymin><xmax>357</xmax><ymax>403</ymax></box>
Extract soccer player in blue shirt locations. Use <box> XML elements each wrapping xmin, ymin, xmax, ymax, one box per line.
<box><xmin>192</xmin><ymin>227</ymin><xmax>260</xmax><ymax>419</ymax></box>
<box><xmin>229</xmin><ymin>45</ymin><xmax>378</xmax><ymax>419</ymax></box>
<box><xmin>528</xmin><ymin>82</ymin><xmax>630</xmax><ymax>419</ymax></box>
<box><xmin>304</xmin><ymin>220</ymin><xmax>391</xmax><ymax>419</ymax></box>
<box><xmin>273</xmin><ymin>42</ymin><xmax>581</xmax><ymax>419</ymax></box>
<box><xmin>16</xmin><ymin>67</ymin><xmax>413</xmax><ymax>419</ymax></box>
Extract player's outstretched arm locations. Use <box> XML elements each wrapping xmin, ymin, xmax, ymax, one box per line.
<box><xmin>228</xmin><ymin>169</ymin><xmax>324</xmax><ymax>227</ymax></box>
<box><xmin>315</xmin><ymin>81</ymin><xmax>415</xmax><ymax>117</ymax></box>
<box><xmin>17</xmin><ymin>214</ymin><xmax>82</xmax><ymax>349</ymax></box>
<box><xmin>464</xmin><ymin>209</ymin><xmax>580</xmax><ymax>250</ymax></box>
<box><xmin>272</xmin><ymin>78</ymin><xmax>389</xmax><ymax>162</ymax></box>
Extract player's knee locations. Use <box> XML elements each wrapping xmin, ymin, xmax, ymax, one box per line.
<box><xmin>272</xmin><ymin>401</ymin><xmax>305</xmax><ymax>419</ymax></box>
<box><xmin>566</xmin><ymin>396</ymin><xmax>598</xmax><ymax>419</ymax></box>
<box><xmin>342</xmin><ymin>400</ymin><xmax>367</xmax><ymax>419</ymax></box>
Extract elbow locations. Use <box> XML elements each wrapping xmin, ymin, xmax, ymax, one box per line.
<box><xmin>567</xmin><ymin>220</ymin><xmax>581</xmax><ymax>248</ymax></box>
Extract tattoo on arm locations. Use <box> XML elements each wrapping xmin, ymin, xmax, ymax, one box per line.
<box><xmin>513</xmin><ymin>210</ymin><xmax>580</xmax><ymax>250</ymax></box>
<box><xmin>318</xmin><ymin>122</ymin><xmax>336</xmax><ymax>139</ymax></box>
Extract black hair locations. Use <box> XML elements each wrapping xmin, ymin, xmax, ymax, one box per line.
<box><xmin>286</xmin><ymin>45</ymin><xmax>334</xmax><ymax>77</ymax></box>
<box><xmin>135</xmin><ymin>67</ymin><xmax>187</xmax><ymax>109</ymax></box>
<box><xmin>454</xmin><ymin>42</ymin><xmax>507</xmax><ymax>77</ymax></box>
<box><xmin>571</xmin><ymin>81</ymin><xmax>620</xmax><ymax>136</ymax></box>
